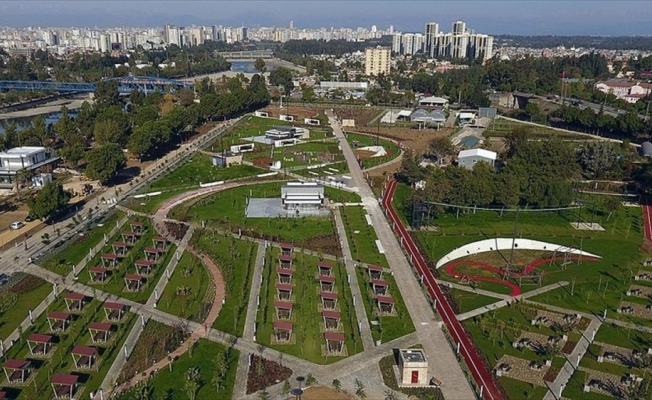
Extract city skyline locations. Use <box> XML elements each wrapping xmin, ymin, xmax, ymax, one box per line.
<box><xmin>0</xmin><ymin>0</ymin><xmax>650</xmax><ymax>35</ymax></box>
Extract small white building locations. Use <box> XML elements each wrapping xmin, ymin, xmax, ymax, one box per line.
<box><xmin>398</xmin><ymin>349</ymin><xmax>429</xmax><ymax>385</ymax></box>
<box><xmin>265</xmin><ymin>126</ymin><xmax>309</xmax><ymax>140</ymax></box>
<box><xmin>210</xmin><ymin>153</ymin><xmax>243</xmax><ymax>167</ymax></box>
<box><xmin>0</xmin><ymin>146</ymin><xmax>58</xmax><ymax>188</ymax></box>
<box><xmin>418</xmin><ymin>96</ymin><xmax>449</xmax><ymax>109</ymax></box>
<box><xmin>458</xmin><ymin>149</ymin><xmax>497</xmax><ymax>170</ymax></box>
<box><xmin>281</xmin><ymin>182</ymin><xmax>325</xmax><ymax>210</ymax></box>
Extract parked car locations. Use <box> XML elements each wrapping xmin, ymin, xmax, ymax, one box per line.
<box><xmin>9</xmin><ymin>221</ymin><xmax>24</xmax><ymax>230</ymax></box>
<box><xmin>24</xmin><ymin>215</ymin><xmax>35</xmax><ymax>222</ymax></box>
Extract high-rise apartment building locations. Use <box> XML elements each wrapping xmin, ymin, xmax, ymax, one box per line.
<box><xmin>425</xmin><ymin>22</ymin><xmax>439</xmax><ymax>57</ymax></box>
<box><xmin>364</xmin><ymin>46</ymin><xmax>391</xmax><ymax>76</ymax></box>
<box><xmin>417</xmin><ymin>20</ymin><xmax>493</xmax><ymax>60</ymax></box>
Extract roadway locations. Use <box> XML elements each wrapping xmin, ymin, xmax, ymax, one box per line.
<box><xmin>326</xmin><ymin>109</ymin><xmax>477</xmax><ymax>399</ymax></box>
<box><xmin>517</xmin><ymin>91</ymin><xmax>647</xmax><ymax>119</ymax></box>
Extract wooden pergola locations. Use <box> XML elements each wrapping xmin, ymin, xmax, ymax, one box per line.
<box><xmin>51</xmin><ymin>373</ymin><xmax>78</xmax><ymax>399</ymax></box>
<box><xmin>129</xmin><ymin>221</ymin><xmax>144</xmax><ymax>234</ymax></box>
<box><xmin>88</xmin><ymin>322</ymin><xmax>112</xmax><ymax>343</ymax></box>
<box><xmin>273</xmin><ymin>321</ymin><xmax>293</xmax><ymax>343</ymax></box>
<box><xmin>26</xmin><ymin>333</ymin><xmax>53</xmax><ymax>356</ymax></box>
<box><xmin>101</xmin><ymin>254</ymin><xmax>119</xmax><ymax>269</ymax></box>
<box><xmin>134</xmin><ymin>260</ymin><xmax>153</xmax><ymax>276</ymax></box>
<box><xmin>88</xmin><ymin>267</ymin><xmax>108</xmax><ymax>283</ymax></box>
<box><xmin>322</xmin><ymin>310</ymin><xmax>341</xmax><ymax>331</ymax></box>
<box><xmin>277</xmin><ymin>268</ymin><xmax>294</xmax><ymax>284</ymax></box>
<box><xmin>274</xmin><ymin>301</ymin><xmax>293</xmax><ymax>320</ymax></box>
<box><xmin>367</xmin><ymin>265</ymin><xmax>384</xmax><ymax>280</ymax></box>
<box><xmin>278</xmin><ymin>255</ymin><xmax>294</xmax><ymax>270</ymax></box>
<box><xmin>121</xmin><ymin>231</ymin><xmax>137</xmax><ymax>244</ymax></box>
<box><xmin>152</xmin><ymin>236</ymin><xmax>168</xmax><ymax>251</ymax></box>
<box><xmin>111</xmin><ymin>242</ymin><xmax>129</xmax><ymax>256</ymax></box>
<box><xmin>47</xmin><ymin>312</ymin><xmax>71</xmax><ymax>332</ymax></box>
<box><xmin>371</xmin><ymin>279</ymin><xmax>389</xmax><ymax>296</ymax></box>
<box><xmin>124</xmin><ymin>274</ymin><xmax>143</xmax><ymax>292</ymax></box>
<box><xmin>143</xmin><ymin>247</ymin><xmax>161</xmax><ymax>262</ymax></box>
<box><xmin>71</xmin><ymin>346</ymin><xmax>97</xmax><ymax>369</ymax></box>
<box><xmin>3</xmin><ymin>359</ymin><xmax>30</xmax><ymax>384</ymax></box>
<box><xmin>103</xmin><ymin>302</ymin><xmax>125</xmax><ymax>321</ymax></box>
<box><xmin>324</xmin><ymin>332</ymin><xmax>346</xmax><ymax>354</ymax></box>
<box><xmin>64</xmin><ymin>292</ymin><xmax>85</xmax><ymax>312</ymax></box>
<box><xmin>320</xmin><ymin>292</ymin><xmax>338</xmax><ymax>310</ymax></box>
<box><xmin>317</xmin><ymin>261</ymin><xmax>333</xmax><ymax>277</ymax></box>
<box><xmin>275</xmin><ymin>283</ymin><xmax>293</xmax><ymax>301</ymax></box>
<box><xmin>376</xmin><ymin>295</ymin><xmax>395</xmax><ymax>315</ymax></box>
<box><xmin>280</xmin><ymin>243</ymin><xmax>294</xmax><ymax>257</ymax></box>
<box><xmin>319</xmin><ymin>276</ymin><xmax>336</xmax><ymax>292</ymax></box>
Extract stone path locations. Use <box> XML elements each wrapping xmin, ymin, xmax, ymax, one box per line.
<box><xmin>333</xmin><ymin>207</ymin><xmax>375</xmax><ymax>350</ymax></box>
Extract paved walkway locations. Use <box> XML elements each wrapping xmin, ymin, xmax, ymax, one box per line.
<box><xmin>326</xmin><ymin>110</ymin><xmax>475</xmax><ymax>399</ymax></box>
<box><xmin>544</xmin><ymin>317</ymin><xmax>602</xmax><ymax>400</ymax></box>
<box><xmin>333</xmin><ymin>207</ymin><xmax>375</xmax><ymax>350</ymax></box>
<box><xmin>233</xmin><ymin>242</ymin><xmax>266</xmax><ymax>399</ymax></box>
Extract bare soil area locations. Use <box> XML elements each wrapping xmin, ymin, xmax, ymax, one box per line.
<box><xmin>260</xmin><ymin>106</ymin><xmax>322</xmax><ymax>120</ymax></box>
<box><xmin>302</xmin><ymin>386</ymin><xmax>356</xmax><ymax>400</ymax></box>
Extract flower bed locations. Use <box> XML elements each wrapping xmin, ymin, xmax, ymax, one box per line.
<box><xmin>246</xmin><ymin>355</ymin><xmax>293</xmax><ymax>394</ymax></box>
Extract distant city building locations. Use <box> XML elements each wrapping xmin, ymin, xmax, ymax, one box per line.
<box><xmin>364</xmin><ymin>46</ymin><xmax>391</xmax><ymax>76</ymax></box>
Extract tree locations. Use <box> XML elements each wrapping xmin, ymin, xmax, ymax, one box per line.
<box><xmin>59</xmin><ymin>138</ymin><xmax>86</xmax><ymax>167</ymax></box>
<box><xmin>428</xmin><ymin>137</ymin><xmax>455</xmax><ymax>165</ymax></box>
<box><xmin>53</xmin><ymin>106</ymin><xmax>75</xmax><ymax>139</ymax></box>
<box><xmin>177</xmin><ymin>88</ymin><xmax>196</xmax><ymax>107</ymax></box>
<box><xmin>301</xmin><ymin>85</ymin><xmax>316</xmax><ymax>102</ymax></box>
<box><xmin>211</xmin><ymin>350</ymin><xmax>228</xmax><ymax>392</ymax></box>
<box><xmin>397</xmin><ymin>149</ymin><xmax>426</xmax><ymax>185</ymax></box>
<box><xmin>26</xmin><ymin>182</ymin><xmax>71</xmax><ymax>221</ymax></box>
<box><xmin>281</xmin><ymin>381</ymin><xmax>291</xmax><ymax>398</ymax></box>
<box><xmin>183</xmin><ymin>367</ymin><xmax>201</xmax><ymax>400</ymax></box>
<box><xmin>254</xmin><ymin>57</ymin><xmax>267</xmax><ymax>74</ymax></box>
<box><xmin>94</xmin><ymin>79</ymin><xmax>120</xmax><ymax>110</ymax></box>
<box><xmin>94</xmin><ymin>119</ymin><xmax>125</xmax><ymax>146</ymax></box>
<box><xmin>524</xmin><ymin>102</ymin><xmax>543</xmax><ymax>122</ymax></box>
<box><xmin>84</xmin><ymin>144</ymin><xmax>126</xmax><ymax>184</ymax></box>
<box><xmin>332</xmin><ymin>379</ymin><xmax>342</xmax><ymax>392</ymax></box>
<box><xmin>268</xmin><ymin>67</ymin><xmax>294</xmax><ymax>93</ymax></box>
<box><xmin>354</xmin><ymin>379</ymin><xmax>366</xmax><ymax>399</ymax></box>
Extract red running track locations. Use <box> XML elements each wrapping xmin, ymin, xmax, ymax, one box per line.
<box><xmin>383</xmin><ymin>179</ymin><xmax>503</xmax><ymax>400</ymax></box>
<box><xmin>643</xmin><ymin>204</ymin><xmax>652</xmax><ymax>241</ymax></box>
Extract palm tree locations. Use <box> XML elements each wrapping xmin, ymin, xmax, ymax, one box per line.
<box><xmin>184</xmin><ymin>367</ymin><xmax>201</xmax><ymax>400</ymax></box>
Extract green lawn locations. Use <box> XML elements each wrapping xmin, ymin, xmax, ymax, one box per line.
<box><xmin>0</xmin><ymin>275</ymin><xmax>51</xmax><ymax>340</ymax></box>
<box><xmin>176</xmin><ymin>182</ymin><xmax>336</xmax><ymax>244</ymax></box>
<box><xmin>3</xmin><ymin>297</ymin><xmax>136</xmax><ymax>399</ymax></box>
<box><xmin>256</xmin><ymin>247</ymin><xmax>363</xmax><ymax>364</ymax></box>
<box><xmin>498</xmin><ymin>376</ymin><xmax>548</xmax><ymax>400</ymax></box>
<box><xmin>117</xmin><ymin>339</ymin><xmax>240</xmax><ymax>400</ymax></box>
<box><xmin>191</xmin><ymin>230</ymin><xmax>257</xmax><ymax>337</ymax></box>
<box><xmin>40</xmin><ymin>210</ymin><xmax>125</xmax><ymax>275</ymax></box>
<box><xmin>447</xmin><ymin>288</ymin><xmax>501</xmax><ymax>314</ymax></box>
<box><xmin>157</xmin><ymin>252</ymin><xmax>212</xmax><ymax>322</ymax></box>
<box><xmin>594</xmin><ymin>322</ymin><xmax>652</xmax><ymax>349</ymax></box>
<box><xmin>341</xmin><ymin>206</ymin><xmax>389</xmax><ymax>268</ymax></box>
<box><xmin>149</xmin><ymin>153</ymin><xmax>263</xmax><ymax>190</ymax></box>
<box><xmin>345</xmin><ymin>132</ymin><xmax>401</xmax><ymax>169</ymax></box>
<box><xmin>355</xmin><ymin>267</ymin><xmax>415</xmax><ymax>343</ymax></box>
<box><xmin>293</xmin><ymin>162</ymin><xmax>350</xmax><ymax>179</ymax></box>
<box><xmin>122</xmin><ymin>188</ymin><xmax>188</xmax><ymax>215</ymax></box>
<box><xmin>243</xmin><ymin>140</ymin><xmax>345</xmax><ymax>169</ymax></box>
<box><xmin>486</xmin><ymin>117</ymin><xmax>588</xmax><ymax>140</ymax></box>
<box><xmin>76</xmin><ymin>218</ymin><xmax>178</xmax><ymax>304</ymax></box>
<box><xmin>562</xmin><ymin>370</ymin><xmax>615</xmax><ymax>400</ymax></box>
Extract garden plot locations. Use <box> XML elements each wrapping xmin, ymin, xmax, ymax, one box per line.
<box><xmin>625</xmin><ymin>285</ymin><xmax>652</xmax><ymax>299</ymax></box>
<box><xmin>513</xmin><ymin>330</ymin><xmax>568</xmax><ymax>354</ymax></box>
<box><xmin>618</xmin><ymin>301</ymin><xmax>652</xmax><ymax>320</ymax></box>
<box><xmin>531</xmin><ymin>310</ymin><xmax>589</xmax><ymax>331</ymax></box>
<box><xmin>579</xmin><ymin>367</ymin><xmax>634</xmax><ymax>398</ymax></box>
<box><xmin>594</xmin><ymin>342</ymin><xmax>647</xmax><ymax>369</ymax></box>
<box><xmin>493</xmin><ymin>355</ymin><xmax>551</xmax><ymax>387</ymax></box>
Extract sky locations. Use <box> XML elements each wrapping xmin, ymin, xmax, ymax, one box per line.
<box><xmin>0</xmin><ymin>1</ymin><xmax>650</xmax><ymax>36</ymax></box>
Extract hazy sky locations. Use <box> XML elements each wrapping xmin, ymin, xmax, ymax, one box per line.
<box><xmin>0</xmin><ymin>1</ymin><xmax>650</xmax><ymax>35</ymax></box>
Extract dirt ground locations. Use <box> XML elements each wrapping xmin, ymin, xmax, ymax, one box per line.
<box><xmin>260</xmin><ymin>106</ymin><xmax>322</xmax><ymax>120</ymax></box>
<box><xmin>302</xmin><ymin>386</ymin><xmax>356</xmax><ymax>400</ymax></box>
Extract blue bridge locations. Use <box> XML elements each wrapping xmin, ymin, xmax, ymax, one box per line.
<box><xmin>0</xmin><ymin>76</ymin><xmax>193</xmax><ymax>94</ymax></box>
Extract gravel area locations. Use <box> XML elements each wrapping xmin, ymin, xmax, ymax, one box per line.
<box><xmin>618</xmin><ymin>301</ymin><xmax>652</xmax><ymax>320</ymax></box>
<box><xmin>494</xmin><ymin>355</ymin><xmax>549</xmax><ymax>387</ymax></box>
<box><xmin>579</xmin><ymin>367</ymin><xmax>627</xmax><ymax>398</ymax></box>
<box><xmin>595</xmin><ymin>341</ymin><xmax>640</xmax><ymax>368</ymax></box>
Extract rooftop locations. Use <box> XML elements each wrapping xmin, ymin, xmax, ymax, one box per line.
<box><xmin>27</xmin><ymin>333</ymin><xmax>53</xmax><ymax>343</ymax></box>
<box><xmin>324</xmin><ymin>332</ymin><xmax>346</xmax><ymax>342</ymax></box>
<box><xmin>400</xmin><ymin>349</ymin><xmax>427</xmax><ymax>363</ymax></box>
<box><xmin>103</xmin><ymin>302</ymin><xmax>125</xmax><ymax>310</ymax></box>
<box><xmin>51</xmin><ymin>373</ymin><xmax>79</xmax><ymax>386</ymax></box>
<box><xmin>0</xmin><ymin>146</ymin><xmax>46</xmax><ymax>158</ymax></box>
<box><xmin>458</xmin><ymin>148</ymin><xmax>497</xmax><ymax>160</ymax></box>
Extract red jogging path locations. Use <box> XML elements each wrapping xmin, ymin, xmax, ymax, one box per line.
<box><xmin>643</xmin><ymin>204</ymin><xmax>652</xmax><ymax>242</ymax></box>
<box><xmin>383</xmin><ymin>179</ymin><xmax>503</xmax><ymax>400</ymax></box>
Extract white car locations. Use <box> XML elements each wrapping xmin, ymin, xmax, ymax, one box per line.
<box><xmin>9</xmin><ymin>221</ymin><xmax>24</xmax><ymax>230</ymax></box>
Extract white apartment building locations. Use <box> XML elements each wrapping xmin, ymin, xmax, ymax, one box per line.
<box><xmin>365</xmin><ymin>46</ymin><xmax>391</xmax><ymax>76</ymax></box>
<box><xmin>595</xmin><ymin>81</ymin><xmax>652</xmax><ymax>103</ymax></box>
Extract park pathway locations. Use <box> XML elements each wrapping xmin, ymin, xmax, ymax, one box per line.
<box><xmin>333</xmin><ymin>207</ymin><xmax>375</xmax><ymax>350</ymax></box>
<box><xmin>326</xmin><ymin>110</ymin><xmax>476</xmax><ymax>399</ymax></box>
<box><xmin>233</xmin><ymin>242</ymin><xmax>266</xmax><ymax>399</ymax></box>
<box><xmin>544</xmin><ymin>317</ymin><xmax>602</xmax><ymax>400</ymax></box>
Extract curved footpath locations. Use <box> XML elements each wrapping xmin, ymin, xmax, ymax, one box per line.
<box><xmin>383</xmin><ymin>178</ymin><xmax>504</xmax><ymax>400</ymax></box>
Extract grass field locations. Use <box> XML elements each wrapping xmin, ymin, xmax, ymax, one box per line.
<box><xmin>157</xmin><ymin>252</ymin><xmax>213</xmax><ymax>322</ymax></box>
<box><xmin>340</xmin><ymin>206</ymin><xmax>389</xmax><ymax>268</ymax></box>
<box><xmin>2</xmin><ymin>297</ymin><xmax>136</xmax><ymax>399</ymax></box>
<box><xmin>485</xmin><ymin>117</ymin><xmax>588</xmax><ymax>140</ymax></box>
<box><xmin>191</xmin><ymin>229</ymin><xmax>257</xmax><ymax>337</ymax></box>
<box><xmin>0</xmin><ymin>275</ymin><xmax>51</xmax><ymax>340</ymax></box>
<box><xmin>447</xmin><ymin>288</ymin><xmax>501</xmax><ymax>314</ymax></box>
<box><xmin>134</xmin><ymin>339</ymin><xmax>239</xmax><ymax>400</ymax></box>
<box><xmin>345</xmin><ymin>132</ymin><xmax>401</xmax><ymax>169</ymax></box>
<box><xmin>293</xmin><ymin>162</ymin><xmax>350</xmax><ymax>179</ymax></box>
<box><xmin>148</xmin><ymin>153</ymin><xmax>263</xmax><ymax>190</ymax></box>
<box><xmin>41</xmin><ymin>210</ymin><xmax>126</xmax><ymax>275</ymax></box>
<box><xmin>243</xmin><ymin>140</ymin><xmax>345</xmax><ymax>169</ymax></box>
<box><xmin>562</xmin><ymin>370</ymin><xmax>614</xmax><ymax>400</ymax></box>
<box><xmin>76</xmin><ymin>218</ymin><xmax>177</xmax><ymax>304</ymax></box>
<box><xmin>355</xmin><ymin>267</ymin><xmax>415</xmax><ymax>343</ymax></box>
<box><xmin>256</xmin><ymin>247</ymin><xmax>363</xmax><ymax>364</ymax></box>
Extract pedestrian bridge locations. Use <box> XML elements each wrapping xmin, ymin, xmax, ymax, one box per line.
<box><xmin>0</xmin><ymin>76</ymin><xmax>193</xmax><ymax>94</ymax></box>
